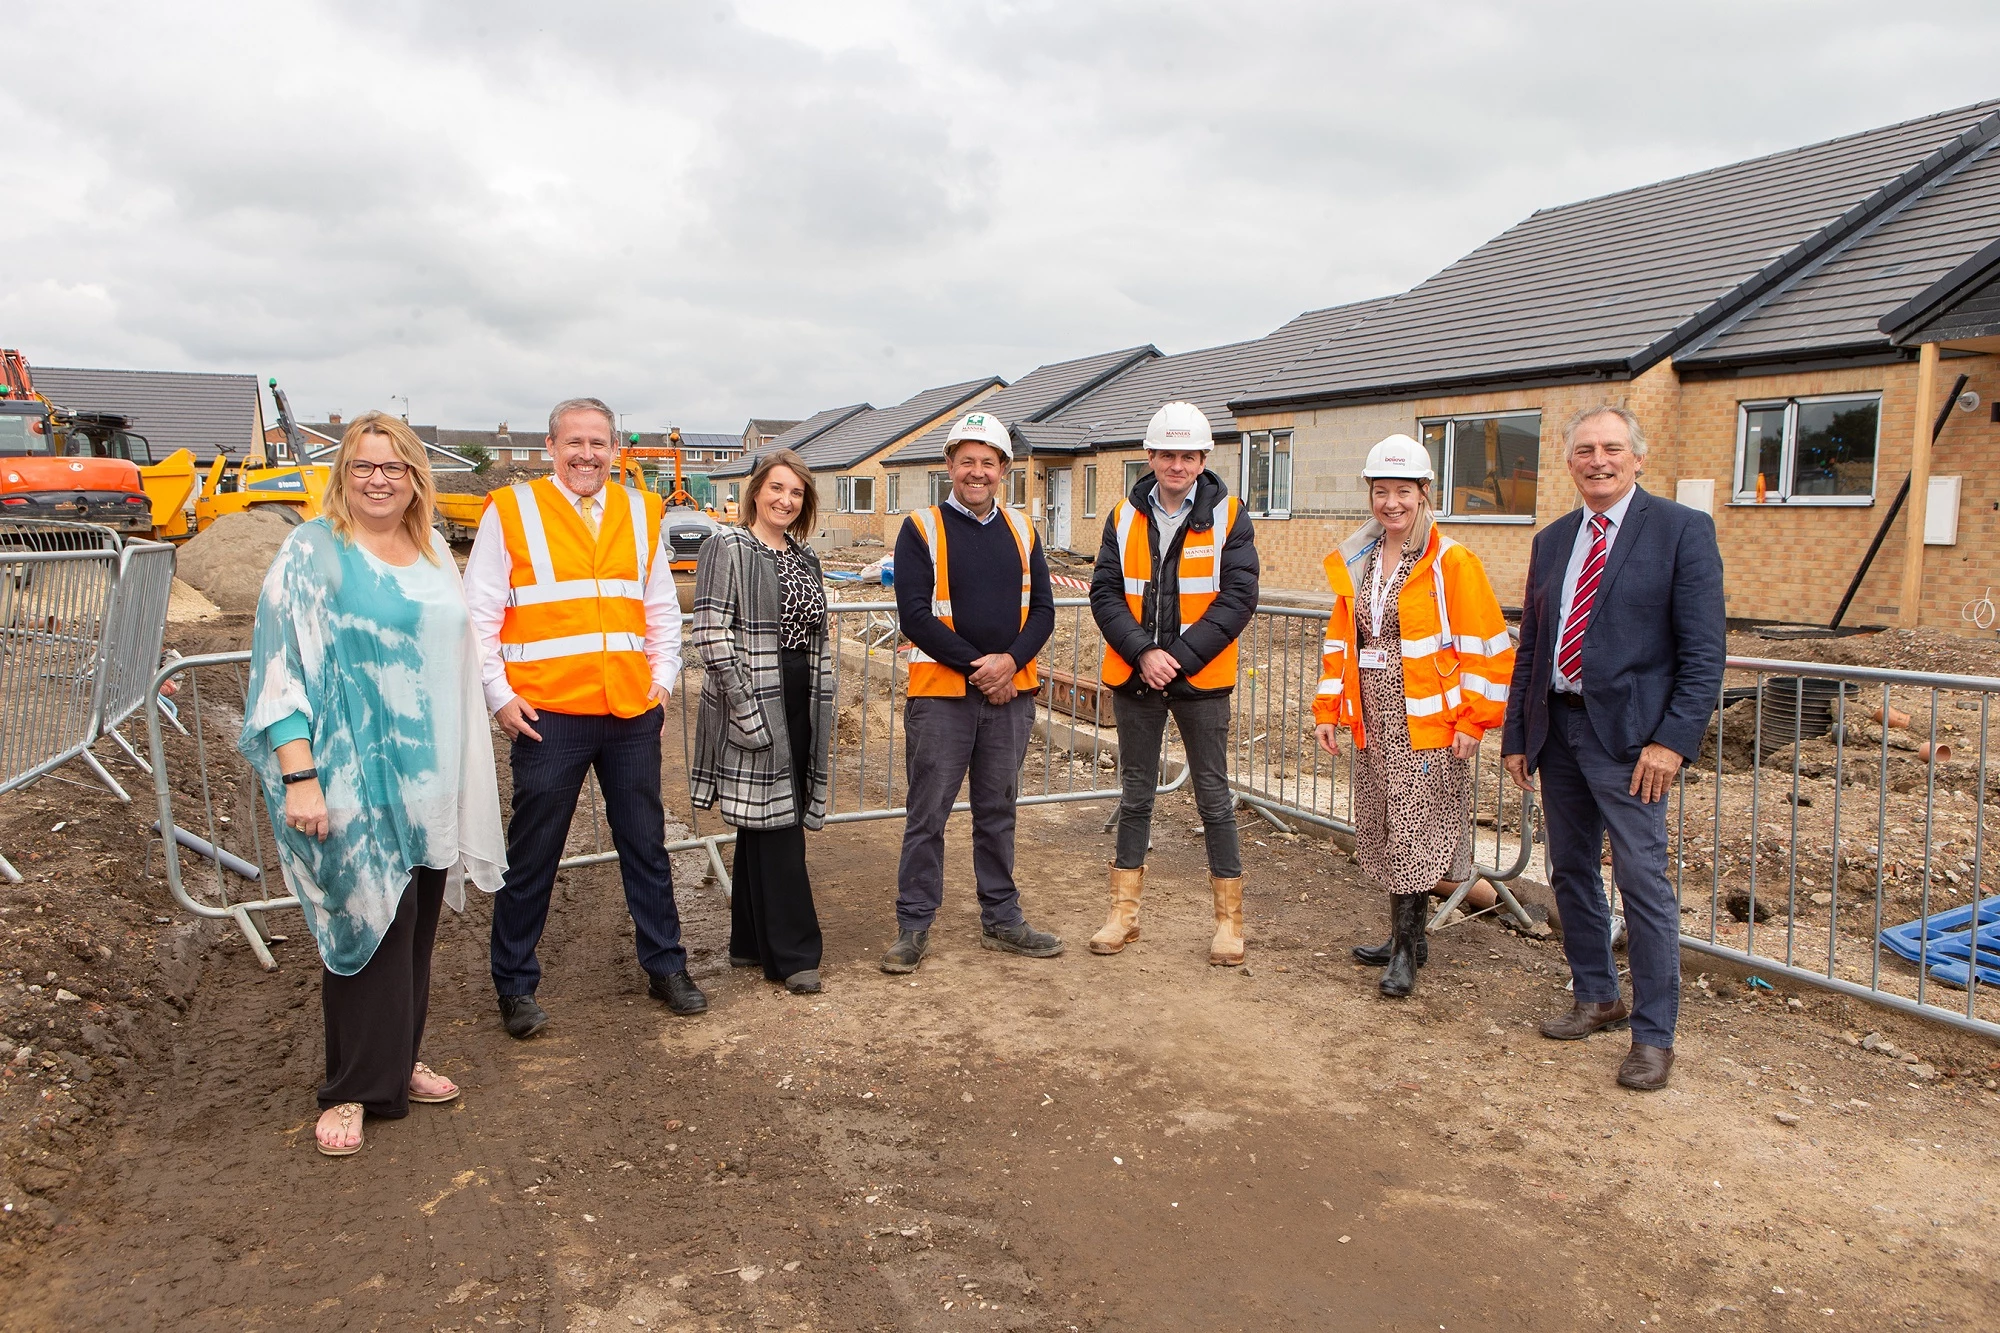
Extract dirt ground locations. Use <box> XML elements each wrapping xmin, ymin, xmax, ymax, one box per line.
<box><xmin>0</xmin><ymin>614</ymin><xmax>1997</xmax><ymax>1330</ymax></box>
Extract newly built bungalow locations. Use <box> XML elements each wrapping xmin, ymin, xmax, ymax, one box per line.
<box><xmin>1226</xmin><ymin>98</ymin><xmax>2000</xmax><ymax>628</ymax></box>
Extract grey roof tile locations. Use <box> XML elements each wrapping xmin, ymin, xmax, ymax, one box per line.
<box><xmin>1234</xmin><ymin>100</ymin><xmax>2000</xmax><ymax>408</ymax></box>
<box><xmin>31</xmin><ymin>366</ymin><xmax>263</xmax><ymax>464</ymax></box>
<box><xmin>789</xmin><ymin>377</ymin><xmax>1003</xmax><ymax>473</ymax></box>
<box><xmin>1051</xmin><ymin>297</ymin><xmax>1395</xmax><ymax>446</ymax></box>
<box><xmin>710</xmin><ymin>403</ymin><xmax>871</xmax><ymax>477</ymax></box>
<box><xmin>1681</xmin><ymin>139</ymin><xmax>2000</xmax><ymax>364</ymax></box>
<box><xmin>884</xmin><ymin>345</ymin><xmax>1161</xmax><ymax>465</ymax></box>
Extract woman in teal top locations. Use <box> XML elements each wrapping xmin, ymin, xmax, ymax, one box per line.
<box><xmin>238</xmin><ymin>413</ymin><xmax>505</xmax><ymax>1157</ymax></box>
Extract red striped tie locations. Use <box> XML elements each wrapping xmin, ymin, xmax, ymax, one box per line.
<box><xmin>1556</xmin><ymin>514</ymin><xmax>1609</xmax><ymax>684</ymax></box>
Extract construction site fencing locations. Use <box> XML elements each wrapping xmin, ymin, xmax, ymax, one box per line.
<box><xmin>141</xmin><ymin>598</ymin><xmax>1186</xmax><ymax>969</ymax></box>
<box><xmin>1676</xmin><ymin>656</ymin><xmax>2000</xmax><ymax>1040</ymax></box>
<box><xmin>1</xmin><ymin>527</ymin><xmax>174</xmax><ymax>883</ymax></box>
<box><xmin>1224</xmin><ymin>604</ymin><xmax>1545</xmax><ymax>934</ymax></box>
<box><xmin>135</xmin><ymin>590</ymin><xmax>2000</xmax><ymax>1042</ymax></box>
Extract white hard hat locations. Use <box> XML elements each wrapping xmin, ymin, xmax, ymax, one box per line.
<box><xmin>1143</xmin><ymin>401</ymin><xmax>1214</xmax><ymax>451</ymax></box>
<box><xmin>1361</xmin><ymin>433</ymin><xmax>1435</xmax><ymax>482</ymax></box>
<box><xmin>945</xmin><ymin>411</ymin><xmax>1012</xmax><ymax>461</ymax></box>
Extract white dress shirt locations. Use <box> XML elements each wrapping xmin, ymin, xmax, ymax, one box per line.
<box><xmin>1551</xmin><ymin>485</ymin><xmax>1635</xmax><ymax>694</ymax></box>
<box><xmin>462</xmin><ymin>475</ymin><xmax>684</xmax><ymax>713</ymax></box>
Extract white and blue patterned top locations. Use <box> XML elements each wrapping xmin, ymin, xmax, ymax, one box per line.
<box><xmin>237</xmin><ymin>520</ymin><xmax>506</xmax><ymax>975</ymax></box>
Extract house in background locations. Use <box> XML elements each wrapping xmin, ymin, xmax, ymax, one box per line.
<box><xmin>30</xmin><ymin>366</ymin><xmax>265</xmax><ymax>464</ymax></box>
<box><xmin>880</xmin><ymin>345</ymin><xmax>1161</xmax><ymax>550</ymax></box>
<box><xmin>711</xmin><ymin>404</ymin><xmax>872</xmax><ymax>510</ymax></box>
<box><xmin>750</xmin><ymin>378</ymin><xmax>1006</xmax><ymax>544</ymax></box>
<box><xmin>1226</xmin><ymin>97</ymin><xmax>2000</xmax><ymax>627</ymax></box>
<box><xmin>741</xmin><ymin>418</ymin><xmax>800</xmax><ymax>454</ymax></box>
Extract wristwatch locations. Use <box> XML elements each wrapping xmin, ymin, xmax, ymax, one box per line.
<box><xmin>281</xmin><ymin>768</ymin><xmax>319</xmax><ymax>786</ymax></box>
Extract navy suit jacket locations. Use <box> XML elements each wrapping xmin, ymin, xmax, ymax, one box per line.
<box><xmin>1501</xmin><ymin>485</ymin><xmax>1726</xmax><ymax>771</ymax></box>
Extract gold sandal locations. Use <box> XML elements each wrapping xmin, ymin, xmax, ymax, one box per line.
<box><xmin>316</xmin><ymin>1102</ymin><xmax>363</xmax><ymax>1156</ymax></box>
<box><xmin>408</xmin><ymin>1062</ymin><xmax>460</xmax><ymax>1105</ymax></box>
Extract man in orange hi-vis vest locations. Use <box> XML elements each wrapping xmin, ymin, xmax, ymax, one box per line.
<box><xmin>880</xmin><ymin>411</ymin><xmax>1058</xmax><ymax>974</ymax></box>
<box><xmin>465</xmin><ymin>397</ymin><xmax>704</xmax><ymax>1040</ymax></box>
<box><xmin>1087</xmin><ymin>402</ymin><xmax>1260</xmax><ymax>968</ymax></box>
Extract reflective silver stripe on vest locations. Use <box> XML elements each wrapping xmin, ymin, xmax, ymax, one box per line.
<box><xmin>1002</xmin><ymin>508</ymin><xmax>1035</xmax><ymax>608</ymax></box>
<box><xmin>1123</xmin><ymin>577</ymin><xmax>1147</xmax><ymax>596</ymax></box>
<box><xmin>1401</xmin><ymin>632</ymin><xmax>1444</xmax><ymax>656</ymax></box>
<box><xmin>1113</xmin><ymin>502</ymin><xmax>1139</xmax><ymax>588</ymax></box>
<box><xmin>1460</xmin><ymin>673</ymin><xmax>1509</xmax><ymax>702</ymax></box>
<box><xmin>1178</xmin><ymin>575</ymin><xmax>1218</xmax><ymax>595</ymax></box>
<box><xmin>500</xmin><ymin>631</ymin><xmax>648</xmax><ymax>663</ymax></box>
<box><xmin>1316</xmin><ymin>677</ymin><xmax>1342</xmax><ymax>696</ymax></box>
<box><xmin>622</xmin><ymin>485</ymin><xmax>650</xmax><ymax>582</ymax></box>
<box><xmin>1455</xmin><ymin>630</ymin><xmax>1511</xmax><ymax>656</ymax></box>
<box><xmin>512</xmin><ymin>483</ymin><xmax>557</xmax><ymax>585</ymax></box>
<box><xmin>510</xmin><ymin>578</ymin><xmax>646</xmax><ymax>607</ymax></box>
<box><xmin>911</xmin><ymin>508</ymin><xmax>949</xmax><ymax>621</ymax></box>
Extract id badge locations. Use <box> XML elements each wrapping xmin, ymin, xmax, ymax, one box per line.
<box><xmin>1358</xmin><ymin>647</ymin><xmax>1390</xmax><ymax>670</ymax></box>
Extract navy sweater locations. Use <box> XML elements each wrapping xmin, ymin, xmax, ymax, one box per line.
<box><xmin>895</xmin><ymin>504</ymin><xmax>1055</xmax><ymax>677</ymax></box>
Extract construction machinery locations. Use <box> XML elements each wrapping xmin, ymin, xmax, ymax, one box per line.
<box><xmin>189</xmin><ymin>377</ymin><xmax>328</xmax><ymax>533</ymax></box>
<box><xmin>1</xmin><ymin>348</ymin><xmax>196</xmax><ymax>537</ymax></box>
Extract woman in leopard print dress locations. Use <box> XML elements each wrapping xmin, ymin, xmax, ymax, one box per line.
<box><xmin>1313</xmin><ymin>436</ymin><xmax>1514</xmax><ymax>998</ymax></box>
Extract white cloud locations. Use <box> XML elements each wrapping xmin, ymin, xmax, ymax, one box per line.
<box><xmin>4</xmin><ymin>0</ymin><xmax>1995</xmax><ymax>432</ymax></box>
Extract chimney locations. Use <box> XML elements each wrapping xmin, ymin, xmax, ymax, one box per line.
<box><xmin>497</xmin><ymin>420</ymin><xmax>508</xmax><ymax>434</ymax></box>
<box><xmin>328</xmin><ymin>412</ymin><xmax>342</xmax><ymax>426</ymax></box>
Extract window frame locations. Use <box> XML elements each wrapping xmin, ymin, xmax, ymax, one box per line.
<box><xmin>928</xmin><ymin>470</ymin><xmax>951</xmax><ymax>507</ymax></box>
<box><xmin>1083</xmin><ymin>464</ymin><xmax>1098</xmax><ymax>517</ymax></box>
<box><xmin>884</xmin><ymin>472</ymin><xmax>901</xmax><ymax>514</ymax></box>
<box><xmin>1240</xmin><ymin>429</ymin><xmax>1293</xmax><ymax>518</ymax></box>
<box><xmin>1730</xmin><ymin>392</ymin><xmax>1882</xmax><ymax>507</ymax></box>
<box><xmin>1008</xmin><ymin>467</ymin><xmax>1027</xmax><ymax>508</ymax></box>
<box><xmin>1123</xmin><ymin>459</ymin><xmax>1147</xmax><ymax>496</ymax></box>
<box><xmin>1415</xmin><ymin>409</ymin><xmax>1542</xmax><ymax>524</ymax></box>
<box><xmin>835</xmin><ymin>474</ymin><xmax>876</xmax><ymax>514</ymax></box>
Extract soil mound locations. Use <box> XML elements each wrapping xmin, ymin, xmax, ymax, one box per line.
<box><xmin>175</xmin><ymin>508</ymin><xmax>297</xmax><ymax>612</ymax></box>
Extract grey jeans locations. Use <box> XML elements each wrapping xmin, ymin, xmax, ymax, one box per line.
<box><xmin>894</xmin><ymin>693</ymin><xmax>1037</xmax><ymax>931</ymax></box>
<box><xmin>1112</xmin><ymin>690</ymin><xmax>1241</xmax><ymax>878</ymax></box>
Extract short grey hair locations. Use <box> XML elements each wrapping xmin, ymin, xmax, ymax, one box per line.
<box><xmin>548</xmin><ymin>397</ymin><xmax>617</xmax><ymax>441</ymax></box>
<box><xmin>1562</xmin><ymin>404</ymin><xmax>1648</xmax><ymax>459</ymax></box>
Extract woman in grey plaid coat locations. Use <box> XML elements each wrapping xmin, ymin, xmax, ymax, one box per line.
<box><xmin>690</xmin><ymin>449</ymin><xmax>838</xmax><ymax>993</ymax></box>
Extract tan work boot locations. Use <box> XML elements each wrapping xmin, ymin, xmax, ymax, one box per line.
<box><xmin>1089</xmin><ymin>864</ymin><xmax>1145</xmax><ymax>955</ymax></box>
<box><xmin>1208</xmin><ymin>874</ymin><xmax>1245</xmax><ymax>966</ymax></box>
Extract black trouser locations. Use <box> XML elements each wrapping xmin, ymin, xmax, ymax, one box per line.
<box><xmin>730</xmin><ymin>647</ymin><xmax>823</xmax><ymax>980</ymax></box>
<box><xmin>321</xmin><ymin>866</ymin><xmax>446</xmax><ymax>1116</ymax></box>
<box><xmin>491</xmin><ymin>707</ymin><xmax>686</xmax><ymax>996</ymax></box>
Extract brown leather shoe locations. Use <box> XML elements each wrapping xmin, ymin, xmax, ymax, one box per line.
<box><xmin>1616</xmin><ymin>1043</ymin><xmax>1675</xmax><ymax>1091</ymax></box>
<box><xmin>1538</xmin><ymin>998</ymin><xmax>1630</xmax><ymax>1041</ymax></box>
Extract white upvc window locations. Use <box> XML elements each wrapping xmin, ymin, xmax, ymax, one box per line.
<box><xmin>1732</xmin><ymin>394</ymin><xmax>1881</xmax><ymax>505</ymax></box>
<box><xmin>1083</xmin><ymin>464</ymin><xmax>1098</xmax><ymax>517</ymax></box>
<box><xmin>1416</xmin><ymin>411</ymin><xmax>1541</xmax><ymax>522</ymax></box>
<box><xmin>1241</xmin><ymin>429</ymin><xmax>1292</xmax><ymax>517</ymax></box>
<box><xmin>884</xmin><ymin>472</ymin><xmax>901</xmax><ymax>513</ymax></box>
<box><xmin>928</xmin><ymin>470</ymin><xmax>951</xmax><ymax>506</ymax></box>
<box><xmin>836</xmin><ymin>475</ymin><xmax>875</xmax><ymax>513</ymax></box>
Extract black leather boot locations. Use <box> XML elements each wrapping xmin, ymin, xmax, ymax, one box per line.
<box><xmin>1378</xmin><ymin>894</ymin><xmax>1425</xmax><ymax>999</ymax></box>
<box><xmin>1351</xmin><ymin>923</ymin><xmax>1429</xmax><ymax>968</ymax></box>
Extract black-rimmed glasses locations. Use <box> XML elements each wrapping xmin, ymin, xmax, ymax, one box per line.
<box><xmin>348</xmin><ymin>460</ymin><xmax>411</xmax><ymax>481</ymax></box>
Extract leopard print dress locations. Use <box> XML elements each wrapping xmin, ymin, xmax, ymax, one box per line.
<box><xmin>1353</xmin><ymin>543</ymin><xmax>1475</xmax><ymax>896</ymax></box>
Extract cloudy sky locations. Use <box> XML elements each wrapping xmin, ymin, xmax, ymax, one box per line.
<box><xmin>6</xmin><ymin>1</ymin><xmax>1998</xmax><ymax>434</ymax></box>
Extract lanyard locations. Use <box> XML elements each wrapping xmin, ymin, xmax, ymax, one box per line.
<box><xmin>1369</xmin><ymin>541</ymin><xmax>1395</xmax><ymax>643</ymax></box>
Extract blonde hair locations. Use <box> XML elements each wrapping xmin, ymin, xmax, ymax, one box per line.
<box><xmin>742</xmin><ymin>448</ymin><xmax>817</xmax><ymax>541</ymax></box>
<box><xmin>323</xmin><ymin>411</ymin><xmax>439</xmax><ymax>563</ymax></box>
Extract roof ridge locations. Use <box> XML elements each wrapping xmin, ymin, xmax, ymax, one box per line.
<box><xmin>1529</xmin><ymin>97</ymin><xmax>2000</xmax><ymax>217</ymax></box>
<box><xmin>1678</xmin><ymin>133</ymin><xmax>2000</xmax><ymax>360</ymax></box>
<box><xmin>1627</xmin><ymin>105</ymin><xmax>2000</xmax><ymax>373</ymax></box>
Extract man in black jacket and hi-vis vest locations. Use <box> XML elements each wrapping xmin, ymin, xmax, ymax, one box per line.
<box><xmin>1088</xmin><ymin>401</ymin><xmax>1260</xmax><ymax>967</ymax></box>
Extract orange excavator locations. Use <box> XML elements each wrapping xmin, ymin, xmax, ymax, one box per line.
<box><xmin>0</xmin><ymin>348</ymin><xmax>186</xmax><ymax>535</ymax></box>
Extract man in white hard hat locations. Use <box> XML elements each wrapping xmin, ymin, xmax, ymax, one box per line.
<box><xmin>881</xmin><ymin>411</ymin><xmax>1060</xmax><ymax>974</ymax></box>
<box><xmin>1087</xmin><ymin>401</ymin><xmax>1260</xmax><ymax>966</ymax></box>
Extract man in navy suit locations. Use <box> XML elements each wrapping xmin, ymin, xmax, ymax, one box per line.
<box><xmin>1502</xmin><ymin>405</ymin><xmax>1725</xmax><ymax>1091</ymax></box>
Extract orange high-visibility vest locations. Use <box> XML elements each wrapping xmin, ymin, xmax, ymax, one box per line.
<box><xmin>904</xmin><ymin>505</ymin><xmax>1041</xmax><ymax>699</ymax></box>
<box><xmin>1313</xmin><ymin>521</ymin><xmax>1514</xmax><ymax>749</ymax></box>
<box><xmin>488</xmin><ymin>478</ymin><xmax>664</xmax><ymax>718</ymax></box>
<box><xmin>1100</xmin><ymin>493</ymin><xmax>1243</xmax><ymax>691</ymax></box>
